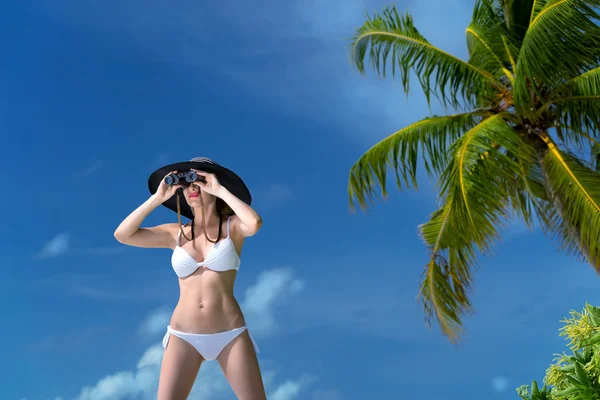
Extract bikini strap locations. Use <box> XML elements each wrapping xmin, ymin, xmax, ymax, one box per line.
<box><xmin>176</xmin><ymin>228</ymin><xmax>182</xmax><ymax>246</ymax></box>
<box><xmin>226</xmin><ymin>216</ymin><xmax>231</xmax><ymax>237</ymax></box>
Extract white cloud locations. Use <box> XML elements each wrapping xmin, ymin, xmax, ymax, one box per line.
<box><xmin>269</xmin><ymin>380</ymin><xmax>304</xmax><ymax>400</ymax></box>
<box><xmin>136</xmin><ymin>344</ymin><xmax>164</xmax><ymax>369</ymax></box>
<box><xmin>137</xmin><ymin>306</ymin><xmax>171</xmax><ymax>338</ymax></box>
<box><xmin>491</xmin><ymin>376</ymin><xmax>509</xmax><ymax>393</ymax></box>
<box><xmin>75</xmin><ymin>362</ymin><xmax>159</xmax><ymax>400</ymax></box>
<box><xmin>33</xmin><ymin>233</ymin><xmax>124</xmax><ymax>261</ymax></box>
<box><xmin>72</xmin><ymin>332</ymin><xmax>307</xmax><ymax>400</ymax></box>
<box><xmin>72</xmin><ymin>335</ymin><xmax>229</xmax><ymax>400</ymax></box>
<box><xmin>66</xmin><ymin>267</ymin><xmax>307</xmax><ymax>400</ymax></box>
<box><xmin>34</xmin><ymin>233</ymin><xmax>70</xmax><ymax>260</ymax></box>
<box><xmin>242</xmin><ymin>267</ymin><xmax>305</xmax><ymax>338</ymax></box>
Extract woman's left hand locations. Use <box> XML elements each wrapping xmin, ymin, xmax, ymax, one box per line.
<box><xmin>191</xmin><ymin>169</ymin><xmax>222</xmax><ymax>196</ymax></box>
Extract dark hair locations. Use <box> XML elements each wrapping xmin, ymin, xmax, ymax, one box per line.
<box><xmin>217</xmin><ymin>198</ymin><xmax>233</xmax><ymax>216</ymax></box>
<box><xmin>176</xmin><ymin>188</ymin><xmax>231</xmax><ymax>244</ymax></box>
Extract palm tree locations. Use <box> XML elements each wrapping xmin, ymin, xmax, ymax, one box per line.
<box><xmin>347</xmin><ymin>0</ymin><xmax>600</xmax><ymax>343</ymax></box>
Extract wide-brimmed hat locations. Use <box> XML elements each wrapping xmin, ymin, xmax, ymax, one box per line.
<box><xmin>148</xmin><ymin>157</ymin><xmax>251</xmax><ymax>220</ymax></box>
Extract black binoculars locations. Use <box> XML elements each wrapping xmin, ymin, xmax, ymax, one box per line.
<box><xmin>164</xmin><ymin>170</ymin><xmax>205</xmax><ymax>186</ymax></box>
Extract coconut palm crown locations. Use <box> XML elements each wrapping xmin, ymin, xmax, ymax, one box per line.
<box><xmin>348</xmin><ymin>0</ymin><xmax>600</xmax><ymax>343</ymax></box>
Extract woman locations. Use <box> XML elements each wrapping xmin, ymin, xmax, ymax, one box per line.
<box><xmin>114</xmin><ymin>157</ymin><xmax>266</xmax><ymax>400</ymax></box>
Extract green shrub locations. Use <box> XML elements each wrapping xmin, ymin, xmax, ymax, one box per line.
<box><xmin>517</xmin><ymin>303</ymin><xmax>600</xmax><ymax>399</ymax></box>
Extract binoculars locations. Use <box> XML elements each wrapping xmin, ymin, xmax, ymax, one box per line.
<box><xmin>164</xmin><ymin>170</ymin><xmax>205</xmax><ymax>186</ymax></box>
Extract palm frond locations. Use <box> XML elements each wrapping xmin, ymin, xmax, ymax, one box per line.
<box><xmin>473</xmin><ymin>0</ymin><xmax>534</xmax><ymax>39</ymax></box>
<box><xmin>514</xmin><ymin>0</ymin><xmax>600</xmax><ymax>114</ymax></box>
<box><xmin>466</xmin><ymin>23</ymin><xmax>514</xmax><ymax>82</ymax></box>
<box><xmin>436</xmin><ymin>114</ymin><xmax>531</xmax><ymax>248</ymax></box>
<box><xmin>571</xmin><ymin>66</ymin><xmax>600</xmax><ymax>94</ymax></box>
<box><xmin>504</xmin><ymin>148</ymin><xmax>548</xmax><ymax>229</ymax></box>
<box><xmin>554</xmin><ymin>125</ymin><xmax>600</xmax><ymax>156</ymax></box>
<box><xmin>592</xmin><ymin>146</ymin><xmax>600</xmax><ymax>173</ymax></box>
<box><xmin>348</xmin><ymin>111</ymin><xmax>483</xmax><ymax>212</ymax></box>
<box><xmin>471</xmin><ymin>0</ymin><xmax>502</xmax><ymax>27</ymax></box>
<box><xmin>529</xmin><ymin>0</ymin><xmax>549</xmax><ymax>25</ymax></box>
<box><xmin>539</xmin><ymin>133</ymin><xmax>600</xmax><ymax>269</ymax></box>
<box><xmin>593</xmin><ymin>143</ymin><xmax>600</xmax><ymax>173</ymax></box>
<box><xmin>505</xmin><ymin>154</ymin><xmax>579</xmax><ymax>249</ymax></box>
<box><xmin>349</xmin><ymin>5</ymin><xmax>502</xmax><ymax>108</ymax></box>
<box><xmin>417</xmin><ymin>114</ymin><xmax>533</xmax><ymax>341</ymax></box>
<box><xmin>552</xmin><ymin>67</ymin><xmax>600</xmax><ymax>137</ymax></box>
<box><xmin>502</xmin><ymin>0</ymin><xmax>535</xmax><ymax>41</ymax></box>
<box><xmin>417</xmin><ymin>222</ymin><xmax>477</xmax><ymax>343</ymax></box>
<box><xmin>555</xmin><ymin>101</ymin><xmax>600</xmax><ymax>142</ymax></box>
<box><xmin>500</xmin><ymin>34</ymin><xmax>518</xmax><ymax>75</ymax></box>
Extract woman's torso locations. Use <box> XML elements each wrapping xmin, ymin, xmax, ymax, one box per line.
<box><xmin>168</xmin><ymin>218</ymin><xmax>246</xmax><ymax>333</ymax></box>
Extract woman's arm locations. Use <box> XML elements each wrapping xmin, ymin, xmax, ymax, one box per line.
<box><xmin>114</xmin><ymin>194</ymin><xmax>178</xmax><ymax>248</ymax></box>
<box><xmin>193</xmin><ymin>169</ymin><xmax>263</xmax><ymax>237</ymax></box>
<box><xmin>218</xmin><ymin>186</ymin><xmax>263</xmax><ymax>237</ymax></box>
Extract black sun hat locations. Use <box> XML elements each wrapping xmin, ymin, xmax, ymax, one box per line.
<box><xmin>148</xmin><ymin>157</ymin><xmax>252</xmax><ymax>220</ymax></box>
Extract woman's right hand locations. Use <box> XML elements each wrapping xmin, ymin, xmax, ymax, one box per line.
<box><xmin>153</xmin><ymin>170</ymin><xmax>181</xmax><ymax>202</ymax></box>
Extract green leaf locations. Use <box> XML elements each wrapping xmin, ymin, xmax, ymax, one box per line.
<box><xmin>532</xmin><ymin>380</ymin><xmax>540</xmax><ymax>396</ymax></box>
<box><xmin>586</xmin><ymin>303</ymin><xmax>600</xmax><ymax>326</ymax></box>
<box><xmin>555</xmin><ymin>68</ymin><xmax>600</xmax><ymax>139</ymax></box>
<box><xmin>349</xmin><ymin>5</ymin><xmax>502</xmax><ymax>108</ymax></box>
<box><xmin>466</xmin><ymin>1</ymin><xmax>515</xmax><ymax>80</ymax></box>
<box><xmin>416</xmin><ymin>114</ymin><xmax>532</xmax><ymax>341</ymax></box>
<box><xmin>516</xmin><ymin>384</ymin><xmax>532</xmax><ymax>400</ymax></box>
<box><xmin>574</xmin><ymin>360</ymin><xmax>591</xmax><ymax>387</ymax></box>
<box><xmin>553</xmin><ymin>385</ymin><xmax>580</xmax><ymax>397</ymax></box>
<box><xmin>528</xmin><ymin>0</ymin><xmax>550</xmax><ymax>25</ymax></box>
<box><xmin>348</xmin><ymin>111</ymin><xmax>482</xmax><ymax>212</ymax></box>
<box><xmin>436</xmin><ymin>114</ymin><xmax>532</xmax><ymax>248</ymax></box>
<box><xmin>570</xmin><ymin>67</ymin><xmax>600</xmax><ymax>98</ymax></box>
<box><xmin>539</xmin><ymin>136</ymin><xmax>600</xmax><ymax>269</ymax></box>
<box><xmin>557</xmin><ymin>364</ymin><xmax>576</xmax><ymax>373</ymax></box>
<box><xmin>417</xmin><ymin>240</ymin><xmax>475</xmax><ymax>343</ymax></box>
<box><xmin>578</xmin><ymin>332</ymin><xmax>600</xmax><ymax>348</ymax></box>
<box><xmin>504</xmin><ymin>0</ymin><xmax>535</xmax><ymax>41</ymax></box>
<box><xmin>592</xmin><ymin>143</ymin><xmax>600</xmax><ymax>173</ymax></box>
<box><xmin>504</xmin><ymin>147</ymin><xmax>547</xmax><ymax>231</ymax></box>
<box><xmin>514</xmin><ymin>0</ymin><xmax>600</xmax><ymax>115</ymax></box>
<box><xmin>466</xmin><ymin>24</ymin><xmax>514</xmax><ymax>81</ymax></box>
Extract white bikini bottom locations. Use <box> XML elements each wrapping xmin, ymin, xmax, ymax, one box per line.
<box><xmin>162</xmin><ymin>325</ymin><xmax>260</xmax><ymax>361</ymax></box>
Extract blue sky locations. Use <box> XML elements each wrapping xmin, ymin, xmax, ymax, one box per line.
<box><xmin>3</xmin><ymin>1</ymin><xmax>600</xmax><ymax>399</ymax></box>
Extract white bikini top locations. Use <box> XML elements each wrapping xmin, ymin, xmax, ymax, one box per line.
<box><xmin>171</xmin><ymin>217</ymin><xmax>240</xmax><ymax>278</ymax></box>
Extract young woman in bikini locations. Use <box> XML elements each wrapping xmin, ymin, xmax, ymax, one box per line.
<box><xmin>114</xmin><ymin>157</ymin><xmax>266</xmax><ymax>400</ymax></box>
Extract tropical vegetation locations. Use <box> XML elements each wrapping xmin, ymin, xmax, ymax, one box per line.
<box><xmin>347</xmin><ymin>0</ymin><xmax>600</xmax><ymax>343</ymax></box>
<box><xmin>517</xmin><ymin>303</ymin><xmax>600</xmax><ymax>399</ymax></box>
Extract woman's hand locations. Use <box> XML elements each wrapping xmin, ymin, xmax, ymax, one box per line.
<box><xmin>191</xmin><ymin>169</ymin><xmax>222</xmax><ymax>196</ymax></box>
<box><xmin>153</xmin><ymin>170</ymin><xmax>182</xmax><ymax>202</ymax></box>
